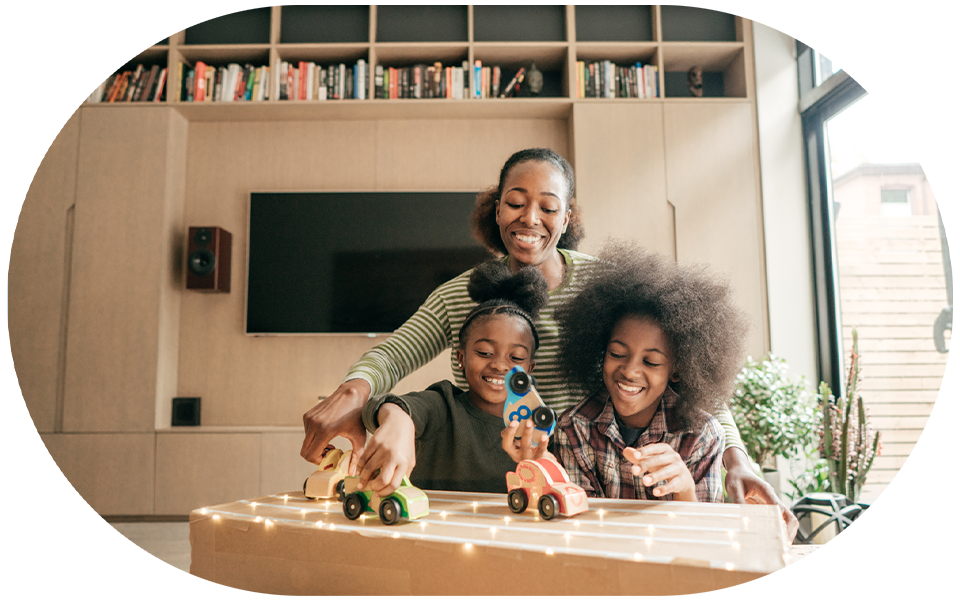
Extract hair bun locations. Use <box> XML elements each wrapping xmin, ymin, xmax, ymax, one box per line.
<box><xmin>467</xmin><ymin>260</ymin><xmax>549</xmax><ymax>318</ymax></box>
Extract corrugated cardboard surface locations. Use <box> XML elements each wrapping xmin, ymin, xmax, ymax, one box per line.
<box><xmin>190</xmin><ymin>490</ymin><xmax>788</xmax><ymax>595</ymax></box>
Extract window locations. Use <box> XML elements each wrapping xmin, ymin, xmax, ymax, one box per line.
<box><xmin>880</xmin><ymin>189</ymin><xmax>912</xmax><ymax>217</ymax></box>
<box><xmin>801</xmin><ymin>52</ymin><xmax>950</xmax><ymax>503</ymax></box>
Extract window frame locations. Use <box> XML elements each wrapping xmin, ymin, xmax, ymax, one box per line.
<box><xmin>798</xmin><ymin>59</ymin><xmax>867</xmax><ymax>394</ymax></box>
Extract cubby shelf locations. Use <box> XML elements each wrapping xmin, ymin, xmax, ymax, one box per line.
<box><xmin>87</xmin><ymin>5</ymin><xmax>754</xmax><ymax>110</ymax></box>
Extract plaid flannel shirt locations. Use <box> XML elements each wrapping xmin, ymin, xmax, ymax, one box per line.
<box><xmin>552</xmin><ymin>387</ymin><xmax>724</xmax><ymax>502</ymax></box>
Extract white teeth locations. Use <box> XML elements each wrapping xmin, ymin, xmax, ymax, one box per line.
<box><xmin>484</xmin><ymin>377</ymin><xmax>504</xmax><ymax>385</ymax></box>
<box><xmin>618</xmin><ymin>382</ymin><xmax>641</xmax><ymax>393</ymax></box>
<box><xmin>514</xmin><ymin>233</ymin><xmax>539</xmax><ymax>244</ymax></box>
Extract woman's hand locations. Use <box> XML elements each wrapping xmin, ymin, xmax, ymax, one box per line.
<box><xmin>300</xmin><ymin>379</ymin><xmax>371</xmax><ymax>471</ymax></box>
<box><xmin>723</xmin><ymin>447</ymin><xmax>800</xmax><ymax>542</ymax></box>
<box><xmin>501</xmin><ymin>419</ymin><xmax>551</xmax><ymax>462</ymax></box>
<box><xmin>625</xmin><ymin>444</ymin><xmax>697</xmax><ymax>502</ymax></box>
<box><xmin>354</xmin><ymin>403</ymin><xmax>416</xmax><ymax>497</ymax></box>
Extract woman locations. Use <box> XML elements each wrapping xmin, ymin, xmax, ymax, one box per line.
<box><xmin>300</xmin><ymin>148</ymin><xmax>798</xmax><ymax>536</ymax></box>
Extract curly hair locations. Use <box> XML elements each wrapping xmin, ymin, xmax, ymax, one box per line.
<box><xmin>555</xmin><ymin>240</ymin><xmax>750</xmax><ymax>429</ymax></box>
<box><xmin>459</xmin><ymin>259</ymin><xmax>549</xmax><ymax>353</ymax></box>
<box><xmin>471</xmin><ymin>148</ymin><xmax>586</xmax><ymax>255</ymax></box>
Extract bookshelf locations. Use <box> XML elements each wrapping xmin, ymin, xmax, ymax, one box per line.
<box><xmin>89</xmin><ymin>5</ymin><xmax>753</xmax><ymax>118</ymax></box>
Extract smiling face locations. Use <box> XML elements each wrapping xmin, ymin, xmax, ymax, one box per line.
<box><xmin>456</xmin><ymin>313</ymin><xmax>536</xmax><ymax>417</ymax></box>
<box><xmin>602</xmin><ymin>314</ymin><xmax>679</xmax><ymax>429</ymax></box>
<box><xmin>496</xmin><ymin>160</ymin><xmax>571</xmax><ymax>269</ymax></box>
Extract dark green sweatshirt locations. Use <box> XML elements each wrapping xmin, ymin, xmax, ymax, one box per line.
<box><xmin>362</xmin><ymin>380</ymin><xmax>517</xmax><ymax>493</ymax></box>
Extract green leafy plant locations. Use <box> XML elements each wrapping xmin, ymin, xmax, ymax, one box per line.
<box><xmin>817</xmin><ymin>330</ymin><xmax>881</xmax><ymax>503</ymax></box>
<box><xmin>730</xmin><ymin>355</ymin><xmax>821</xmax><ymax>471</ymax></box>
<box><xmin>785</xmin><ymin>448</ymin><xmax>831</xmax><ymax>501</ymax></box>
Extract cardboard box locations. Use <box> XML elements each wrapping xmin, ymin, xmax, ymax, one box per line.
<box><xmin>190</xmin><ymin>490</ymin><xmax>788</xmax><ymax>595</ymax></box>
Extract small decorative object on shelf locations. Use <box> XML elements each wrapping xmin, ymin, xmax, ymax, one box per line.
<box><xmin>341</xmin><ymin>474</ymin><xmax>430</xmax><ymax>525</ymax></box>
<box><xmin>502</xmin><ymin>366</ymin><xmax>556</xmax><ymax>446</ymax></box>
<box><xmin>687</xmin><ymin>65</ymin><xmax>704</xmax><ymax>97</ymax></box>
<box><xmin>526</xmin><ymin>62</ymin><xmax>543</xmax><ymax>96</ymax></box>
<box><xmin>304</xmin><ymin>446</ymin><xmax>353</xmax><ymax>500</ymax></box>
<box><xmin>506</xmin><ymin>457</ymin><xmax>588</xmax><ymax>520</ymax></box>
<box><xmin>790</xmin><ymin>492</ymin><xmax>867</xmax><ymax>544</ymax></box>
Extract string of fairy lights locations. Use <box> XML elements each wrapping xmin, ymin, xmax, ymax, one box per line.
<box><xmin>194</xmin><ymin>493</ymin><xmax>790</xmax><ymax>571</ymax></box>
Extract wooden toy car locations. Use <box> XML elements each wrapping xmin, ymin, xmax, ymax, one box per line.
<box><xmin>502</xmin><ymin>366</ymin><xmax>556</xmax><ymax>447</ymax></box>
<box><xmin>303</xmin><ymin>447</ymin><xmax>352</xmax><ymax>500</ymax></box>
<box><xmin>340</xmin><ymin>474</ymin><xmax>430</xmax><ymax>525</ymax></box>
<box><xmin>506</xmin><ymin>457</ymin><xmax>588</xmax><ymax>520</ymax></box>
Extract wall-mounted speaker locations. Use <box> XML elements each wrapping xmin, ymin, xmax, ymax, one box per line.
<box><xmin>172</xmin><ymin>397</ymin><xmax>201</xmax><ymax>426</ymax></box>
<box><xmin>186</xmin><ymin>226</ymin><xmax>231</xmax><ymax>292</ymax></box>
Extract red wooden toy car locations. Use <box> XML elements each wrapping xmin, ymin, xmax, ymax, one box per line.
<box><xmin>506</xmin><ymin>457</ymin><xmax>588</xmax><ymax>520</ymax></box>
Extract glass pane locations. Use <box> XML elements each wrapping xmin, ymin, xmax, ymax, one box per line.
<box><xmin>813</xmin><ymin>4</ymin><xmax>843</xmax><ymax>87</ymax></box>
<box><xmin>825</xmin><ymin>94</ymin><xmax>950</xmax><ymax>503</ymax></box>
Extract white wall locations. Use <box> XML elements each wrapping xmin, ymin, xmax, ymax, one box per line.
<box><xmin>753</xmin><ymin>22</ymin><xmax>819</xmax><ymax>385</ymax></box>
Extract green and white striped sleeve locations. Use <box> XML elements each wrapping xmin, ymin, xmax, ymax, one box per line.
<box><xmin>343</xmin><ymin>271</ymin><xmax>473</xmax><ymax>395</ymax></box>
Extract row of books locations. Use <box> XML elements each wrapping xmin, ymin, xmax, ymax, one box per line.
<box><xmin>577</xmin><ymin>61</ymin><xmax>659</xmax><ymax>99</ymax></box>
<box><xmin>87</xmin><ymin>64</ymin><xmax>167</xmax><ymax>103</ymax></box>
<box><xmin>373</xmin><ymin>60</ymin><xmax>528</xmax><ymax>100</ymax></box>
<box><xmin>177</xmin><ymin>59</ymin><xmax>371</xmax><ymax>102</ymax></box>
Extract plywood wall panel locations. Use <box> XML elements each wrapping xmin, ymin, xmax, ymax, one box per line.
<box><xmin>663</xmin><ymin>102</ymin><xmax>768</xmax><ymax>358</ymax></box>
<box><xmin>63</xmin><ymin>108</ymin><xmax>181</xmax><ymax>433</ymax></box>
<box><xmin>571</xmin><ymin>103</ymin><xmax>673</xmax><ymax>258</ymax></box>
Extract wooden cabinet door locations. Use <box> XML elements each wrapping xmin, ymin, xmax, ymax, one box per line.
<box><xmin>663</xmin><ymin>102</ymin><xmax>768</xmax><ymax>356</ymax></box>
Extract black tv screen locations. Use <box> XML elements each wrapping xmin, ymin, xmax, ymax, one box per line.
<box><xmin>246</xmin><ymin>192</ymin><xmax>491</xmax><ymax>334</ymax></box>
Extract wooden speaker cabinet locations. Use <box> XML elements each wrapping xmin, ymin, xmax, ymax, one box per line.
<box><xmin>186</xmin><ymin>226</ymin><xmax>231</xmax><ymax>292</ymax></box>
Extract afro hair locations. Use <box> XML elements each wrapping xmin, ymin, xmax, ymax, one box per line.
<box><xmin>459</xmin><ymin>259</ymin><xmax>550</xmax><ymax>352</ymax></box>
<box><xmin>555</xmin><ymin>240</ymin><xmax>750</xmax><ymax>429</ymax></box>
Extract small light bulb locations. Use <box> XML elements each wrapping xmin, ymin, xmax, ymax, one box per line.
<box><xmin>732</xmin><ymin>542</ymin><xmax>740</xmax><ymax>550</ymax></box>
<box><xmin>725</xmin><ymin>563</ymin><xmax>735</xmax><ymax>571</ymax></box>
<box><xmin>315</xmin><ymin>521</ymin><xmax>323</xmax><ymax>528</ymax></box>
<box><xmin>213</xmin><ymin>514</ymin><xmax>221</xmax><ymax>521</ymax></box>
<box><xmin>254</xmin><ymin>516</ymin><xmax>262</xmax><ymax>523</ymax></box>
<box><xmin>393</xmin><ymin>533</ymin><xmax>400</xmax><ymax>539</ymax></box>
<box><xmin>440</xmin><ymin>512</ymin><xmax>448</xmax><ymax>519</ymax></box>
<box><xmin>574</xmin><ymin>521</ymin><xmax>580</xmax><ymax>527</ymax></box>
<box><xmin>465</xmin><ymin>543</ymin><xmax>473</xmax><ymax>551</ymax></box>
<box><xmin>251</xmin><ymin>502</ymin><xmax>257</xmax><ymax>508</ymax></box>
<box><xmin>283</xmin><ymin>495</ymin><xmax>288</xmax><ymax>501</ymax></box>
<box><xmin>634</xmin><ymin>553</ymin><xmax>642</xmax><ymax>561</ymax></box>
<box><xmin>546</xmin><ymin>549</ymin><xmax>554</xmax><ymax>555</ymax></box>
<box><xmin>200</xmin><ymin>508</ymin><xmax>207</xmax><ymax>515</ymax></box>
<box><xmin>330</xmin><ymin>524</ymin><xmax>337</xmax><ymax>530</ymax></box>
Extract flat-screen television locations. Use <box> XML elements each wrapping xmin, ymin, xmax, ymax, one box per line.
<box><xmin>246</xmin><ymin>192</ymin><xmax>491</xmax><ymax>334</ymax></box>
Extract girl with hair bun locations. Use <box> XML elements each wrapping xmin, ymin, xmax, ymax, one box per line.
<box><xmin>354</xmin><ymin>260</ymin><xmax>552</xmax><ymax>495</ymax></box>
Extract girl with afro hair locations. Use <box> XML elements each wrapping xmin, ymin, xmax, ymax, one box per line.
<box><xmin>551</xmin><ymin>240</ymin><xmax>750</xmax><ymax>502</ymax></box>
<box><xmin>354</xmin><ymin>259</ymin><xmax>552</xmax><ymax>496</ymax></box>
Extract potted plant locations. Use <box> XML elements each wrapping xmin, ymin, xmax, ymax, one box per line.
<box><xmin>819</xmin><ymin>330</ymin><xmax>881</xmax><ymax>502</ymax></box>
<box><xmin>791</xmin><ymin>329</ymin><xmax>882</xmax><ymax>544</ymax></box>
<box><xmin>729</xmin><ymin>355</ymin><xmax>821</xmax><ymax>495</ymax></box>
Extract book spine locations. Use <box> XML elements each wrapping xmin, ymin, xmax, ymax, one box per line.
<box><xmin>473</xmin><ymin>60</ymin><xmax>481</xmax><ymax>98</ymax></box>
<box><xmin>338</xmin><ymin>63</ymin><xmax>346</xmax><ymax>100</ymax></box>
<box><xmin>375</xmin><ymin>64</ymin><xmax>384</xmax><ymax>99</ymax></box>
<box><xmin>153</xmin><ymin>68</ymin><xmax>167</xmax><ymax>102</ymax></box>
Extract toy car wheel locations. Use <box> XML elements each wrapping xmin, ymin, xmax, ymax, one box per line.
<box><xmin>343</xmin><ymin>494</ymin><xmax>364</xmax><ymax>520</ymax></box>
<box><xmin>532</xmin><ymin>406</ymin><xmax>556</xmax><ymax>430</ymax></box>
<box><xmin>508</xmin><ymin>489</ymin><xmax>528</xmax><ymax>513</ymax></box>
<box><xmin>538</xmin><ymin>494</ymin><xmax>559</xmax><ymax>520</ymax></box>
<box><xmin>379</xmin><ymin>497</ymin><xmax>402</xmax><ymax>525</ymax></box>
<box><xmin>336</xmin><ymin>479</ymin><xmax>346</xmax><ymax>502</ymax></box>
